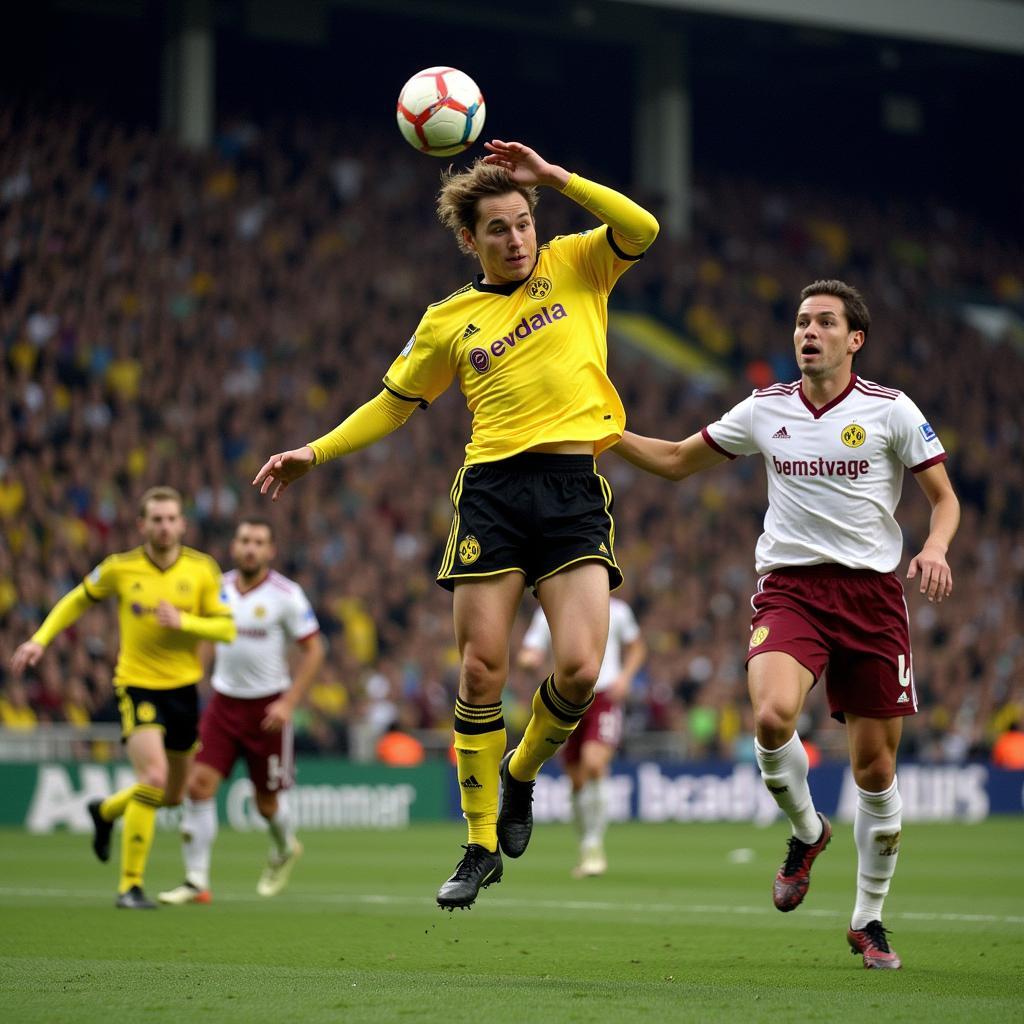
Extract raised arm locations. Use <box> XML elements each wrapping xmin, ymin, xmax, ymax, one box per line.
<box><xmin>483</xmin><ymin>140</ymin><xmax>658</xmax><ymax>254</ymax></box>
<box><xmin>613</xmin><ymin>429</ymin><xmax>728</xmax><ymax>481</ymax></box>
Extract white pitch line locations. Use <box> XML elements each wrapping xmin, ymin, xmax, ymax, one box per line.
<box><xmin>1</xmin><ymin>887</ymin><xmax>1022</xmax><ymax>925</ymax></box>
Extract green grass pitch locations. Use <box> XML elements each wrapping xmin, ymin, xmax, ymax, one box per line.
<box><xmin>1</xmin><ymin>818</ymin><xmax>1022</xmax><ymax>1022</ymax></box>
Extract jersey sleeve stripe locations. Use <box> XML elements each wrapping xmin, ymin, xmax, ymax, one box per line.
<box><xmin>295</xmin><ymin>628</ymin><xmax>320</xmax><ymax>643</ymax></box>
<box><xmin>910</xmin><ymin>452</ymin><xmax>948</xmax><ymax>473</ymax></box>
<box><xmin>701</xmin><ymin>426</ymin><xmax>737</xmax><ymax>459</ymax></box>
<box><xmin>382</xmin><ymin>380</ymin><xmax>429</xmax><ymax>410</ymax></box>
<box><xmin>605</xmin><ymin>226</ymin><xmax>644</xmax><ymax>262</ymax></box>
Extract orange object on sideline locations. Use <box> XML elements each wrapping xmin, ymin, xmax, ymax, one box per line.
<box><xmin>376</xmin><ymin>730</ymin><xmax>425</xmax><ymax>767</ymax></box>
<box><xmin>802</xmin><ymin>738</ymin><xmax>822</xmax><ymax>769</ymax></box>
<box><xmin>992</xmin><ymin>729</ymin><xmax>1024</xmax><ymax>769</ymax></box>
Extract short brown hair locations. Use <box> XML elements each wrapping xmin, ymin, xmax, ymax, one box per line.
<box><xmin>437</xmin><ymin>160</ymin><xmax>539</xmax><ymax>255</ymax></box>
<box><xmin>236</xmin><ymin>517</ymin><xmax>274</xmax><ymax>540</ymax></box>
<box><xmin>799</xmin><ymin>279</ymin><xmax>871</xmax><ymax>340</ymax></box>
<box><xmin>138</xmin><ymin>486</ymin><xmax>183</xmax><ymax>517</ymax></box>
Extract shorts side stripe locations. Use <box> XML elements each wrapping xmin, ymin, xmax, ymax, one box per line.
<box><xmin>900</xmin><ymin>591</ymin><xmax>918</xmax><ymax>713</ymax></box>
<box><xmin>439</xmin><ymin>467</ymin><xmax>469</xmax><ymax>577</ymax></box>
<box><xmin>594</xmin><ymin>461</ymin><xmax>617</xmax><ymax>558</ymax></box>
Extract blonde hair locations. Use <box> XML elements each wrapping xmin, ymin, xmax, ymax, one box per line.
<box><xmin>437</xmin><ymin>160</ymin><xmax>539</xmax><ymax>255</ymax></box>
<box><xmin>138</xmin><ymin>486</ymin><xmax>183</xmax><ymax>517</ymax></box>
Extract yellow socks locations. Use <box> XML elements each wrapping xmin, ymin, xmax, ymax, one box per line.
<box><xmin>118</xmin><ymin>783</ymin><xmax>164</xmax><ymax>893</ymax></box>
<box><xmin>510</xmin><ymin>675</ymin><xmax>593</xmax><ymax>782</ymax></box>
<box><xmin>99</xmin><ymin>783</ymin><xmax>140</xmax><ymax>822</ymax></box>
<box><xmin>453</xmin><ymin>698</ymin><xmax>506</xmax><ymax>852</ymax></box>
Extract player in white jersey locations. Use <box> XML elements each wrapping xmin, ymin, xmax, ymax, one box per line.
<box><xmin>519</xmin><ymin>597</ymin><xmax>645</xmax><ymax>877</ymax></box>
<box><xmin>159</xmin><ymin>519</ymin><xmax>323</xmax><ymax>905</ymax></box>
<box><xmin>614</xmin><ymin>280</ymin><xmax>960</xmax><ymax>970</ymax></box>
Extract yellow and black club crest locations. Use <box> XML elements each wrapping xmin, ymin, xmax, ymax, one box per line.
<box><xmin>841</xmin><ymin>423</ymin><xmax>866</xmax><ymax>448</ymax></box>
<box><xmin>527</xmin><ymin>277</ymin><xmax>552</xmax><ymax>300</ymax></box>
<box><xmin>458</xmin><ymin>535</ymin><xmax>481</xmax><ymax>565</ymax></box>
<box><xmin>137</xmin><ymin>701</ymin><xmax>157</xmax><ymax>723</ymax></box>
<box><xmin>749</xmin><ymin>626</ymin><xmax>770</xmax><ymax>648</ymax></box>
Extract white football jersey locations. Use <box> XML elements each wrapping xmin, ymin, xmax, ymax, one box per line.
<box><xmin>521</xmin><ymin>597</ymin><xmax>641</xmax><ymax>693</ymax></box>
<box><xmin>703</xmin><ymin>375</ymin><xmax>947</xmax><ymax>574</ymax></box>
<box><xmin>211</xmin><ymin>570</ymin><xmax>320</xmax><ymax>699</ymax></box>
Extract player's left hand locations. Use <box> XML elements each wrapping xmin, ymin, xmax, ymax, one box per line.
<box><xmin>482</xmin><ymin>140</ymin><xmax>568</xmax><ymax>189</ymax></box>
<box><xmin>156</xmin><ymin>600</ymin><xmax>182</xmax><ymax>629</ymax></box>
<box><xmin>262</xmin><ymin>698</ymin><xmax>293</xmax><ymax>732</ymax></box>
<box><xmin>906</xmin><ymin>545</ymin><xmax>952</xmax><ymax>603</ymax></box>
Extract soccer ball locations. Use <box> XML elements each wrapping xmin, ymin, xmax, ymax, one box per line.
<box><xmin>396</xmin><ymin>67</ymin><xmax>485</xmax><ymax>157</ymax></box>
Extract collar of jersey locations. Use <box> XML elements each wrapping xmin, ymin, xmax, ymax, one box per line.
<box><xmin>472</xmin><ymin>265</ymin><xmax>536</xmax><ymax>295</ymax></box>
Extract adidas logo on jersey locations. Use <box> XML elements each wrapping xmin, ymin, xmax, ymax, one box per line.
<box><xmin>772</xmin><ymin>426</ymin><xmax>791</xmax><ymax>439</ymax></box>
<box><xmin>598</xmin><ymin>542</ymin><xmax>609</xmax><ymax>554</ymax></box>
<box><xmin>897</xmin><ymin>692</ymin><xmax>910</xmax><ymax>704</ymax></box>
<box><xmin>460</xmin><ymin>775</ymin><xmax>484</xmax><ymax>789</ymax></box>
<box><xmin>462</xmin><ymin>323</ymin><xmax>480</xmax><ymax>340</ymax></box>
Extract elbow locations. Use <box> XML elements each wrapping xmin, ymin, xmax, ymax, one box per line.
<box><xmin>642</xmin><ymin>212</ymin><xmax>660</xmax><ymax>247</ymax></box>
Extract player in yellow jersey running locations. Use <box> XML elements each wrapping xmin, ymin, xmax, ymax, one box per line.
<box><xmin>10</xmin><ymin>486</ymin><xmax>236</xmax><ymax>909</ymax></box>
<box><xmin>253</xmin><ymin>139</ymin><xmax>658</xmax><ymax>909</ymax></box>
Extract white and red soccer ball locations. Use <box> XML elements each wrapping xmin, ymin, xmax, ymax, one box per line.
<box><xmin>396</xmin><ymin>67</ymin><xmax>485</xmax><ymax>157</ymax></box>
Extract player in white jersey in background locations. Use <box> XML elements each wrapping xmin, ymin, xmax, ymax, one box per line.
<box><xmin>518</xmin><ymin>596</ymin><xmax>646</xmax><ymax>877</ymax></box>
<box><xmin>614</xmin><ymin>280</ymin><xmax>959</xmax><ymax>970</ymax></box>
<box><xmin>159</xmin><ymin>518</ymin><xmax>323</xmax><ymax>904</ymax></box>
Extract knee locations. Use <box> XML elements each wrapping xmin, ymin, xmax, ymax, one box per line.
<box><xmin>460</xmin><ymin>647</ymin><xmax>507</xmax><ymax>702</ymax></box>
<box><xmin>853</xmin><ymin>753</ymin><xmax>896</xmax><ymax>793</ymax></box>
<box><xmin>255</xmin><ymin>793</ymin><xmax>278</xmax><ymax>819</ymax></box>
<box><xmin>162</xmin><ymin>793</ymin><xmax>183</xmax><ymax>808</ymax></box>
<box><xmin>753</xmin><ymin>704</ymin><xmax>798</xmax><ymax>748</ymax></box>
<box><xmin>188</xmin><ymin>777</ymin><xmax>217</xmax><ymax>802</ymax></box>
<box><xmin>138</xmin><ymin>764</ymin><xmax>168</xmax><ymax>790</ymax></box>
<box><xmin>554</xmin><ymin>656</ymin><xmax>601</xmax><ymax>703</ymax></box>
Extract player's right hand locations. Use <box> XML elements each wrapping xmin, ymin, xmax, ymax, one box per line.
<box><xmin>10</xmin><ymin>641</ymin><xmax>44</xmax><ymax>676</ymax></box>
<box><xmin>252</xmin><ymin>446</ymin><xmax>315</xmax><ymax>501</ymax></box>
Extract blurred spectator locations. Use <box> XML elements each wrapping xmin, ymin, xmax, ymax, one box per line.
<box><xmin>0</xmin><ymin>100</ymin><xmax>1021</xmax><ymax>765</ymax></box>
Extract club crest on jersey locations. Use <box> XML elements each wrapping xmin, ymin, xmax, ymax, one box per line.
<box><xmin>527</xmin><ymin>277</ymin><xmax>552</xmax><ymax>299</ymax></box>
<box><xmin>137</xmin><ymin>702</ymin><xmax>157</xmax><ymax>723</ymax></box>
<box><xmin>749</xmin><ymin>626</ymin><xmax>769</xmax><ymax>648</ymax></box>
<box><xmin>254</xmin><ymin>606</ymin><xmax>266</xmax><ymax>619</ymax></box>
<box><xmin>458</xmin><ymin>535</ymin><xmax>481</xmax><ymax>565</ymax></box>
<box><xmin>841</xmin><ymin>423</ymin><xmax>866</xmax><ymax>448</ymax></box>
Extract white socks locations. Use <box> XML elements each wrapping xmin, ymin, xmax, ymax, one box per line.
<box><xmin>181</xmin><ymin>797</ymin><xmax>217</xmax><ymax>890</ymax></box>
<box><xmin>573</xmin><ymin>779</ymin><xmax>609</xmax><ymax>851</ymax></box>
<box><xmin>755</xmin><ymin>732</ymin><xmax>821</xmax><ymax>844</ymax></box>
<box><xmin>851</xmin><ymin>778</ymin><xmax>902</xmax><ymax>930</ymax></box>
<box><xmin>266</xmin><ymin>793</ymin><xmax>294</xmax><ymax>856</ymax></box>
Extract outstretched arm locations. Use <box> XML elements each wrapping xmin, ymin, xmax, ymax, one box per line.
<box><xmin>483</xmin><ymin>140</ymin><xmax>658</xmax><ymax>254</ymax></box>
<box><xmin>10</xmin><ymin>585</ymin><xmax>95</xmax><ymax>675</ymax></box>
<box><xmin>253</xmin><ymin>388</ymin><xmax>417</xmax><ymax>500</ymax></box>
<box><xmin>907</xmin><ymin>462</ymin><xmax>959</xmax><ymax>603</ymax></box>
<box><xmin>613</xmin><ymin>430</ymin><xmax>728</xmax><ymax>481</ymax></box>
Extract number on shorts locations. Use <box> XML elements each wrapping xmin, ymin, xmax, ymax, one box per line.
<box><xmin>897</xmin><ymin>654</ymin><xmax>912</xmax><ymax>688</ymax></box>
<box><xmin>266</xmin><ymin>754</ymin><xmax>284</xmax><ymax>792</ymax></box>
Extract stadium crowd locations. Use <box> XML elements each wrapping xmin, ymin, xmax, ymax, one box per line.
<box><xmin>2</xmin><ymin>99</ymin><xmax>1022</xmax><ymax>765</ymax></box>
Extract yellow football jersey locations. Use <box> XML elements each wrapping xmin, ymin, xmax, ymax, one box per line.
<box><xmin>383</xmin><ymin>226</ymin><xmax>640</xmax><ymax>465</ymax></box>
<box><xmin>82</xmin><ymin>546</ymin><xmax>230</xmax><ymax>690</ymax></box>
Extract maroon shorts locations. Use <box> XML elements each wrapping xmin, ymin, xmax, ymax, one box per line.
<box><xmin>196</xmin><ymin>691</ymin><xmax>294</xmax><ymax>793</ymax></box>
<box><xmin>563</xmin><ymin>691</ymin><xmax>624</xmax><ymax>764</ymax></box>
<box><xmin>747</xmin><ymin>565</ymin><xmax>917</xmax><ymax>722</ymax></box>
